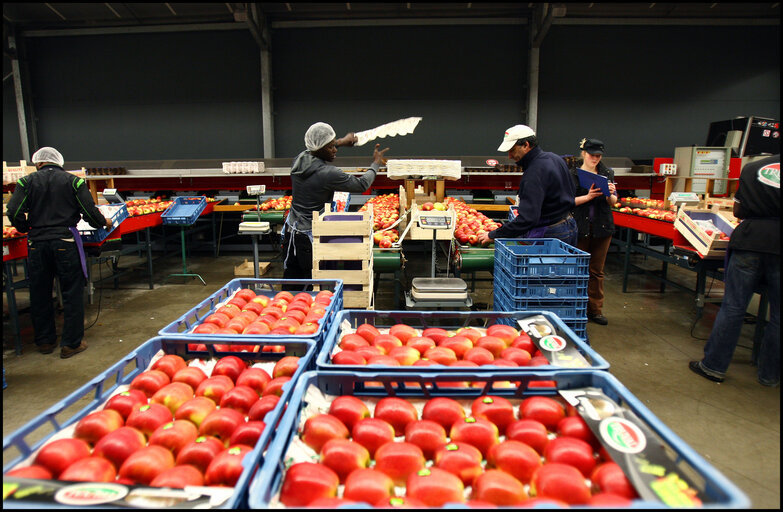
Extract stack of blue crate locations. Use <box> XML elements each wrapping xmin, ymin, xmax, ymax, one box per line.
<box><xmin>493</xmin><ymin>238</ymin><xmax>590</xmax><ymax>340</ymax></box>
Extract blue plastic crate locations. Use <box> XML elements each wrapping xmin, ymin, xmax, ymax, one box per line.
<box><xmin>158</xmin><ymin>278</ymin><xmax>344</xmax><ymax>347</ymax></box>
<box><xmin>494</xmin><ymin>286</ymin><xmax>588</xmax><ymax>320</ymax></box>
<box><xmin>494</xmin><ymin>238</ymin><xmax>589</xmax><ymax>277</ymax></box>
<box><xmin>161</xmin><ymin>196</ymin><xmax>206</xmax><ymax>225</ymax></box>
<box><xmin>494</xmin><ymin>266</ymin><xmax>588</xmax><ymax>300</ymax></box>
<box><xmin>77</xmin><ymin>203</ymin><xmax>129</xmax><ymax>243</ymax></box>
<box><xmin>248</xmin><ymin>370</ymin><xmax>750</xmax><ymax>508</ymax></box>
<box><xmin>317</xmin><ymin>309</ymin><xmax>608</xmax><ymax>371</ymax></box>
<box><xmin>508</xmin><ymin>205</ymin><xmax>518</xmax><ymax>221</ymax></box>
<box><xmin>2</xmin><ymin>336</ymin><xmax>316</xmax><ymax>509</ymax></box>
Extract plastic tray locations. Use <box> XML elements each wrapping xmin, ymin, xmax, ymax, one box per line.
<box><xmin>494</xmin><ymin>287</ymin><xmax>588</xmax><ymax>320</ymax></box>
<box><xmin>494</xmin><ymin>238</ymin><xmax>589</xmax><ymax>277</ymax></box>
<box><xmin>316</xmin><ymin>309</ymin><xmax>608</xmax><ymax>371</ymax></box>
<box><xmin>78</xmin><ymin>204</ymin><xmax>129</xmax><ymax>243</ymax></box>
<box><xmin>509</xmin><ymin>205</ymin><xmax>518</xmax><ymax>220</ymax></box>
<box><xmin>158</xmin><ymin>278</ymin><xmax>344</xmax><ymax>347</ymax></box>
<box><xmin>161</xmin><ymin>196</ymin><xmax>207</xmax><ymax>225</ymax></box>
<box><xmin>248</xmin><ymin>370</ymin><xmax>749</xmax><ymax>509</ymax></box>
<box><xmin>2</xmin><ymin>336</ymin><xmax>316</xmax><ymax>509</ymax></box>
<box><xmin>494</xmin><ymin>266</ymin><xmax>588</xmax><ymax>300</ymax></box>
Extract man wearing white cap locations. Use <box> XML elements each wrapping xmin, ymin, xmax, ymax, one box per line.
<box><xmin>6</xmin><ymin>147</ymin><xmax>112</xmax><ymax>358</ymax></box>
<box><xmin>478</xmin><ymin>125</ymin><xmax>577</xmax><ymax>246</ymax></box>
<box><xmin>282</xmin><ymin>122</ymin><xmax>390</xmax><ymax>287</ymax></box>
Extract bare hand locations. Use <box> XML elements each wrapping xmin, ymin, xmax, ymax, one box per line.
<box><xmin>584</xmin><ymin>184</ymin><xmax>603</xmax><ymax>201</ymax></box>
<box><xmin>608</xmin><ymin>181</ymin><xmax>617</xmax><ymax>196</ymax></box>
<box><xmin>105</xmin><ymin>217</ymin><xmax>113</xmax><ymax>230</ymax></box>
<box><xmin>477</xmin><ymin>232</ymin><xmax>492</xmax><ymax>245</ymax></box>
<box><xmin>373</xmin><ymin>143</ymin><xmax>390</xmax><ymax>166</ymax></box>
<box><xmin>340</xmin><ymin>132</ymin><xmax>358</xmax><ymax>147</ymax></box>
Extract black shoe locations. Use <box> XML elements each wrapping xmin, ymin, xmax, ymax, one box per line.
<box><xmin>38</xmin><ymin>343</ymin><xmax>57</xmax><ymax>354</ymax></box>
<box><xmin>61</xmin><ymin>341</ymin><xmax>87</xmax><ymax>359</ymax></box>
<box><xmin>589</xmin><ymin>314</ymin><xmax>608</xmax><ymax>325</ymax></box>
<box><xmin>758</xmin><ymin>378</ymin><xmax>780</xmax><ymax>388</ymax></box>
<box><xmin>689</xmin><ymin>361</ymin><xmax>724</xmax><ymax>383</ymax></box>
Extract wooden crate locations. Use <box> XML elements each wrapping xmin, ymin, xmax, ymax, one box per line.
<box><xmin>3</xmin><ymin>161</ymin><xmax>36</xmax><ymax>185</ymax></box>
<box><xmin>407</xmin><ymin>201</ymin><xmax>456</xmax><ymax>241</ymax></box>
<box><xmin>234</xmin><ymin>259</ymin><xmax>270</xmax><ymax>277</ymax></box>
<box><xmin>674</xmin><ymin>207</ymin><xmax>736</xmax><ymax>259</ymax></box>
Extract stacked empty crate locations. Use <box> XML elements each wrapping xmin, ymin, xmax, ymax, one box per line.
<box><xmin>311</xmin><ymin>204</ymin><xmax>374</xmax><ymax>309</ymax></box>
<box><xmin>493</xmin><ymin>238</ymin><xmax>590</xmax><ymax>340</ymax></box>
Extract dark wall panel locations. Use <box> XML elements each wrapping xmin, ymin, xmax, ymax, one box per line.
<box><xmin>538</xmin><ymin>25</ymin><xmax>780</xmax><ymax>160</ymax></box>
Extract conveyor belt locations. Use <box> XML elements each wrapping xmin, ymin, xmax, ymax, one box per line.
<box><xmin>451</xmin><ymin>243</ymin><xmax>495</xmax><ymax>272</ymax></box>
<box><xmin>241</xmin><ymin>211</ymin><xmax>286</xmax><ymax>223</ymax></box>
<box><xmin>373</xmin><ymin>248</ymin><xmax>402</xmax><ymax>272</ymax></box>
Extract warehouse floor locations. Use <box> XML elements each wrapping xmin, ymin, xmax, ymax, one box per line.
<box><xmin>2</xmin><ymin>245</ymin><xmax>780</xmax><ymax>508</ymax></box>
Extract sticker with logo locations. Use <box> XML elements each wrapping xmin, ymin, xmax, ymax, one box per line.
<box><xmin>486</xmin><ymin>159</ymin><xmax>499</xmax><ymax>166</ymax></box>
<box><xmin>598</xmin><ymin>417</ymin><xmax>647</xmax><ymax>454</ymax></box>
<box><xmin>54</xmin><ymin>483</ymin><xmax>128</xmax><ymax>506</ymax></box>
<box><xmin>539</xmin><ymin>335</ymin><xmax>567</xmax><ymax>352</ymax></box>
<box><xmin>757</xmin><ymin>163</ymin><xmax>780</xmax><ymax>189</ymax></box>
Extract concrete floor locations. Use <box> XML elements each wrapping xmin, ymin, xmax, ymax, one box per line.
<box><xmin>2</xmin><ymin>245</ymin><xmax>780</xmax><ymax>508</ymax></box>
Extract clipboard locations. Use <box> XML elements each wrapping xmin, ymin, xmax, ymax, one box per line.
<box><xmin>578</xmin><ymin>168</ymin><xmax>611</xmax><ymax>196</ymax></box>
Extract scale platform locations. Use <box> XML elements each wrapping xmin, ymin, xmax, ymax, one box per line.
<box><xmin>407</xmin><ymin>277</ymin><xmax>471</xmax><ymax>307</ymax></box>
<box><xmin>238</xmin><ymin>221</ymin><xmax>271</xmax><ymax>234</ymax></box>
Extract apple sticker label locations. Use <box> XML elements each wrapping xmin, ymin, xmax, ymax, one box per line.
<box><xmin>517</xmin><ymin>315</ymin><xmax>591</xmax><ymax>368</ymax></box>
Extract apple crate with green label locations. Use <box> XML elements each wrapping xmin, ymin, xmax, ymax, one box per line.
<box><xmin>248</xmin><ymin>370</ymin><xmax>748</xmax><ymax>508</ymax></box>
<box><xmin>2</xmin><ymin>336</ymin><xmax>316</xmax><ymax>509</ymax></box>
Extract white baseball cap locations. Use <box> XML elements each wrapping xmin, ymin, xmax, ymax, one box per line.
<box><xmin>497</xmin><ymin>124</ymin><xmax>536</xmax><ymax>152</ymax></box>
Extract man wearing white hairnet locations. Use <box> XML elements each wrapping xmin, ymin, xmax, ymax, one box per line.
<box><xmin>282</xmin><ymin>122</ymin><xmax>389</xmax><ymax>287</ymax></box>
<box><xmin>6</xmin><ymin>147</ymin><xmax>112</xmax><ymax>358</ymax></box>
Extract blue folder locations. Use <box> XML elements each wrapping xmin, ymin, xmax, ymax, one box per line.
<box><xmin>577</xmin><ymin>168</ymin><xmax>611</xmax><ymax>196</ymax></box>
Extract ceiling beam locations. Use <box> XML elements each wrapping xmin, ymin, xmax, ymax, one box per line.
<box><xmin>22</xmin><ymin>23</ymin><xmax>243</xmax><ymax>38</ymax></box>
<box><xmin>105</xmin><ymin>4</ymin><xmax>122</xmax><ymax>19</ymax></box>
<box><xmin>45</xmin><ymin>3</ymin><xmax>67</xmax><ymax>21</ymax></box>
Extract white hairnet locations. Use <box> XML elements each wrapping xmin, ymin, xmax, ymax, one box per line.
<box><xmin>31</xmin><ymin>147</ymin><xmax>64</xmax><ymax>167</ymax></box>
<box><xmin>304</xmin><ymin>122</ymin><xmax>336</xmax><ymax>152</ymax></box>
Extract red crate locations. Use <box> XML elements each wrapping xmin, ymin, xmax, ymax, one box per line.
<box><xmin>3</xmin><ymin>236</ymin><xmax>28</xmax><ymax>262</ymax></box>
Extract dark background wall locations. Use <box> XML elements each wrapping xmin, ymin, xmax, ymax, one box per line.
<box><xmin>2</xmin><ymin>23</ymin><xmax>779</xmax><ymax>164</ymax></box>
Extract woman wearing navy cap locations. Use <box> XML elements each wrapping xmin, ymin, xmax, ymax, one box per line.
<box><xmin>569</xmin><ymin>138</ymin><xmax>618</xmax><ymax>325</ymax></box>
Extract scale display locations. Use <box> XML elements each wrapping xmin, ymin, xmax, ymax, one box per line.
<box><xmin>418</xmin><ymin>216</ymin><xmax>452</xmax><ymax>229</ymax></box>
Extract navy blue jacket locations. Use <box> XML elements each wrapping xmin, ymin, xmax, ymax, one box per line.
<box><xmin>490</xmin><ymin>146</ymin><xmax>575</xmax><ymax>239</ymax></box>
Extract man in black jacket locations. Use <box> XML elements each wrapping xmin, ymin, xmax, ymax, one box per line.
<box><xmin>283</xmin><ymin>122</ymin><xmax>389</xmax><ymax>285</ymax></box>
<box><xmin>6</xmin><ymin>147</ymin><xmax>111</xmax><ymax>358</ymax></box>
<box><xmin>478</xmin><ymin>124</ymin><xmax>577</xmax><ymax>246</ymax></box>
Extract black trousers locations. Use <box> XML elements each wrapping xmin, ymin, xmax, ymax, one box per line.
<box><xmin>27</xmin><ymin>238</ymin><xmax>85</xmax><ymax>349</ymax></box>
<box><xmin>282</xmin><ymin>231</ymin><xmax>314</xmax><ymax>291</ymax></box>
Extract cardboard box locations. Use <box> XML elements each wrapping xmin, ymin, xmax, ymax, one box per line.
<box><xmin>674</xmin><ymin>207</ymin><xmax>735</xmax><ymax>259</ymax></box>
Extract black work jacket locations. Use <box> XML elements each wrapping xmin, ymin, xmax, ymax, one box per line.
<box><xmin>569</xmin><ymin>161</ymin><xmax>616</xmax><ymax>239</ymax></box>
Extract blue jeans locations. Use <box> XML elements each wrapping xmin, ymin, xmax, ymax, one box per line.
<box><xmin>701</xmin><ymin>249</ymin><xmax>780</xmax><ymax>385</ymax></box>
<box><xmin>540</xmin><ymin>216</ymin><xmax>578</xmax><ymax>247</ymax></box>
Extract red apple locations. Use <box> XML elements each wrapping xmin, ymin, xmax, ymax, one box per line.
<box><xmin>440</xmin><ymin>336</ymin><xmax>473</xmax><ymax>359</ymax></box>
<box><xmin>176</xmin><ymin>436</ymin><xmax>225</xmax><ymax>474</ymax></box>
<box><xmin>328</xmin><ymin>395</ymin><xmax>371</xmax><ymax>432</ymax></box>
<box><xmin>404</xmin><ymin>419</ymin><xmax>448</xmax><ymax>461</ymax></box>
<box><xmin>279</xmin><ymin>462</ymin><xmax>340</xmax><ymax>507</ymax></box>
<box><xmin>302</xmin><ymin>413</ymin><xmax>350</xmax><ymax>453</ymax></box>
<box><xmin>433</xmin><ymin>442</ymin><xmax>483</xmax><ymax>486</ymax></box>
<box><xmin>34</xmin><ymin>438</ymin><xmax>91</xmax><ymax>478</ymax></box>
<box><xmin>204</xmin><ymin>444</ymin><xmax>254</xmax><ymax>486</ymax></box>
<box><xmin>148</xmin><ymin>420</ymin><xmax>199</xmax><ymax>457</ymax></box>
<box><xmin>449</xmin><ymin>417</ymin><xmax>499</xmax><ymax>458</ymax></box>
<box><xmin>151</xmin><ymin>382</ymin><xmax>195</xmax><ymax>416</ymax></box>
<box><xmin>423</xmin><ymin>346</ymin><xmax>458</xmax><ymax>366</ymax></box>
<box><xmin>501</xmin><ymin>347</ymin><xmax>532</xmax><ymax>366</ymax></box>
<box><xmin>172</xmin><ymin>366</ymin><xmax>208</xmax><ymax>391</ymax></box>
<box><xmin>211</xmin><ymin>355</ymin><xmax>247</xmax><ymax>383</ymax></box>
<box><xmin>343</xmin><ymin>468</ymin><xmax>395</xmax><ymax>505</ymax></box>
<box><xmin>519</xmin><ymin>396</ymin><xmax>566</xmax><ymax>430</ymax></box>
<box><xmin>388</xmin><ymin>345</ymin><xmax>421</xmax><ymax>366</ymax></box>
<box><xmin>511</xmin><ymin>333</ymin><xmax>535</xmax><ymax>354</ymax></box>
<box><xmin>531</xmin><ymin>462</ymin><xmax>591</xmax><ymax>505</ymax></box>
<box><xmin>486</xmin><ymin>324</ymin><xmax>518</xmax><ymax>346</ymax></box>
<box><xmin>356</xmin><ymin>323</ymin><xmax>381</xmax><ymax>343</ymax></box>
<box><xmin>229</xmin><ymin>420</ymin><xmax>266</xmax><ymax>448</ymax></box>
<box><xmin>92</xmin><ymin>426</ymin><xmax>146</xmax><ymax>471</ymax></box>
<box><xmin>119</xmin><ymin>445</ymin><xmax>176</xmax><ymax>485</ymax></box>
<box><xmin>487</xmin><ymin>440</ymin><xmax>541</xmax><ymax>484</ymax></box>
<box><xmin>73</xmin><ymin>409</ymin><xmax>124</xmax><ymax>445</ymax></box>
<box><xmin>355</xmin><ymin>345</ymin><xmax>383</xmax><ymax>361</ymax></box>
<box><xmin>103</xmin><ymin>389</ymin><xmax>148</xmax><ymax>420</ymax></box>
<box><xmin>406</xmin><ymin>336</ymin><xmax>436</xmax><ymax>354</ymax></box>
<box><xmin>332</xmin><ymin>350</ymin><xmax>367</xmax><ymax>365</ymax></box>
<box><xmin>151</xmin><ymin>354</ymin><xmax>187</xmax><ymax>379</ymax></box>
<box><xmin>262</xmin><ymin>376</ymin><xmax>291</xmax><ymax>397</ymax></box>
<box><xmin>372</xmin><ymin>333</ymin><xmax>403</xmax><ymax>354</ymax></box>
<box><xmin>236</xmin><ymin>367</ymin><xmax>272</xmax><ymax>396</ymax></box>
<box><xmin>126</xmin><ymin>403</ymin><xmax>174</xmax><ymax>439</ymax></box>
<box><xmin>220</xmin><ymin>385</ymin><xmax>260</xmax><ymax>416</ymax></box>
<box><xmin>421</xmin><ymin>397</ymin><xmax>466</xmax><ymax>431</ymax></box>
<box><xmin>463</xmin><ymin>346</ymin><xmax>495</xmax><ymax>366</ymax></box>
<box><xmin>248</xmin><ymin>394</ymin><xmax>281</xmax><ymax>422</ymax></box>
<box><xmin>243</xmin><ymin>322</ymin><xmax>272</xmax><ymax>335</ymax></box>
<box><xmin>374</xmin><ymin>441</ymin><xmax>427</xmax><ymax>486</ymax></box>
<box><xmin>388</xmin><ymin>324</ymin><xmax>418</xmax><ymax>344</ymax></box>
<box><xmin>351</xmin><ymin>418</ymin><xmax>396</xmax><ymax>458</ymax></box>
<box><xmin>340</xmin><ymin>333</ymin><xmax>370</xmax><ymax>351</ymax></box>
<box><xmin>475</xmin><ymin>336</ymin><xmax>506</xmax><ymax>358</ymax></box>
<box><xmin>195</xmin><ymin>375</ymin><xmax>235</xmax><ymax>404</ymax></box>
<box><xmin>130</xmin><ymin>370</ymin><xmax>171</xmax><ymax>398</ymax></box>
<box><xmin>199</xmin><ymin>407</ymin><xmax>245</xmax><ymax>445</ymax></box>
<box><xmin>320</xmin><ymin>438</ymin><xmax>370</xmax><ymax>483</ymax></box>
<box><xmin>374</xmin><ymin>396</ymin><xmax>419</xmax><ymax>436</ymax></box>
<box><xmin>59</xmin><ymin>456</ymin><xmax>117</xmax><ymax>483</ymax></box>
<box><xmin>557</xmin><ymin>415</ymin><xmax>600</xmax><ymax>450</ymax></box>
<box><xmin>406</xmin><ymin>467</ymin><xmax>465</xmax><ymax>507</ymax></box>
<box><xmin>273</xmin><ymin>356</ymin><xmax>300</xmax><ymax>379</ymax></box>
<box><xmin>591</xmin><ymin>462</ymin><xmax>639</xmax><ymax>499</ymax></box>
<box><xmin>506</xmin><ymin>419</ymin><xmax>550</xmax><ymax>454</ymax></box>
<box><xmin>150</xmin><ymin>464</ymin><xmax>204</xmax><ymax>488</ymax></box>
<box><xmin>455</xmin><ymin>327</ymin><xmax>482</xmax><ymax>343</ymax></box>
<box><xmin>5</xmin><ymin>465</ymin><xmax>53</xmax><ymax>480</ymax></box>
<box><xmin>193</xmin><ymin>322</ymin><xmax>220</xmax><ymax>334</ymax></box>
<box><xmin>473</xmin><ymin>469</ymin><xmax>528</xmax><ymax>505</ymax></box>
<box><xmin>174</xmin><ymin>396</ymin><xmax>216</xmax><ymax>428</ymax></box>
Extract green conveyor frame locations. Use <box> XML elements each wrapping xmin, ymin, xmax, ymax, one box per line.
<box><xmin>241</xmin><ymin>211</ymin><xmax>286</xmax><ymax>223</ymax></box>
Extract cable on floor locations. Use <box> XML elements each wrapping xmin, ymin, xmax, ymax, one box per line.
<box><xmin>84</xmin><ymin>260</ymin><xmax>104</xmax><ymax>331</ymax></box>
<box><xmin>689</xmin><ymin>276</ymin><xmax>716</xmax><ymax>341</ymax></box>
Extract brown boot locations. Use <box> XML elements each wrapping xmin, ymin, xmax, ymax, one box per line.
<box><xmin>61</xmin><ymin>341</ymin><xmax>87</xmax><ymax>359</ymax></box>
<box><xmin>38</xmin><ymin>343</ymin><xmax>57</xmax><ymax>354</ymax></box>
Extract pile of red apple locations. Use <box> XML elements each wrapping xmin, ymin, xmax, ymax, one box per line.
<box><xmin>5</xmin><ymin>352</ymin><xmax>302</xmax><ymax>490</ymax></box>
<box><xmin>125</xmin><ymin>197</ymin><xmax>173</xmax><ymax>217</ymax></box>
<box><xmin>331</xmin><ymin>323</ymin><xmax>550</xmax><ymax>371</ymax></box>
<box><xmin>278</xmin><ymin>392</ymin><xmax>640</xmax><ymax>507</ymax></box>
<box><xmin>445</xmin><ymin>197</ymin><xmax>501</xmax><ymax>246</ymax></box>
<box><xmin>359</xmin><ymin>193</ymin><xmax>401</xmax><ymax>233</ymax></box>
<box><xmin>191</xmin><ymin>288</ymin><xmax>334</xmax><ymax>337</ymax></box>
<box><xmin>618</xmin><ymin>197</ymin><xmax>675</xmax><ymax>212</ymax></box>
<box><xmin>256</xmin><ymin>196</ymin><xmax>292</xmax><ymax>211</ymax></box>
<box><xmin>2</xmin><ymin>226</ymin><xmax>23</xmax><ymax>239</ymax></box>
<box><xmin>613</xmin><ymin>203</ymin><xmax>676</xmax><ymax>222</ymax></box>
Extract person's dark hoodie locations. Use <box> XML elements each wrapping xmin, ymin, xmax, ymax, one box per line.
<box><xmin>287</xmin><ymin>151</ymin><xmax>379</xmax><ymax>231</ymax></box>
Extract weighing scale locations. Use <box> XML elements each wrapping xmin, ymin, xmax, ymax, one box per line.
<box><xmin>395</xmin><ymin>212</ymin><xmax>471</xmax><ymax>308</ymax></box>
<box><xmin>238</xmin><ymin>185</ymin><xmax>272</xmax><ymax>278</ymax></box>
